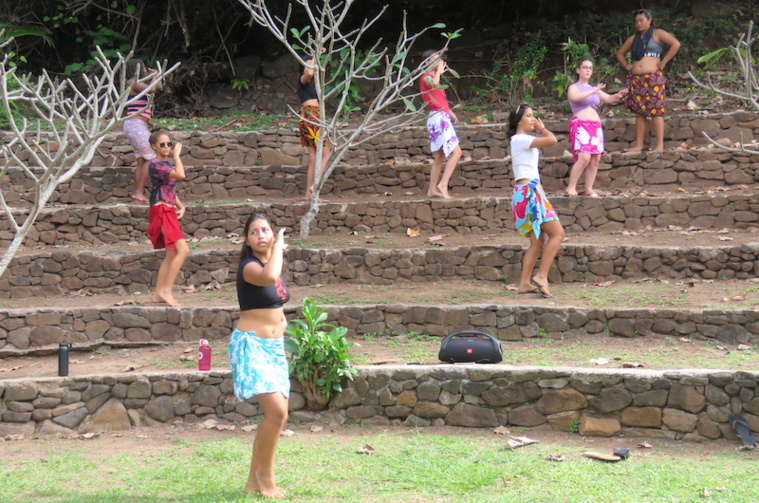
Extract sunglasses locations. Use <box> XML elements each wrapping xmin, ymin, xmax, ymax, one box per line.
<box><xmin>158</xmin><ymin>141</ymin><xmax>174</xmax><ymax>148</ymax></box>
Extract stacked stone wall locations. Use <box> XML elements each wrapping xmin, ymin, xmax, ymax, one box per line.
<box><xmin>1</xmin><ymin>366</ymin><xmax>757</xmax><ymax>443</ymax></box>
<box><xmin>2</xmin><ymin>304</ymin><xmax>758</xmax><ymax>356</ymax></box>
<box><xmin>2</xmin><ymin>244</ymin><xmax>758</xmax><ymax>300</ymax></box>
<box><xmin>2</xmin><ymin>193</ymin><xmax>758</xmax><ymax>249</ymax></box>
<box><xmin>4</xmin><ymin>150</ymin><xmax>759</xmax><ymax>208</ymax></box>
<box><xmin>1</xmin><ymin>111</ymin><xmax>758</xmax><ymax>207</ymax></box>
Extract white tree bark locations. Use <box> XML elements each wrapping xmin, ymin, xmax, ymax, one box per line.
<box><xmin>237</xmin><ymin>0</ymin><xmax>460</xmax><ymax>237</ymax></box>
<box><xmin>688</xmin><ymin>21</ymin><xmax>759</xmax><ymax>153</ymax></box>
<box><xmin>0</xmin><ymin>42</ymin><xmax>179</xmax><ymax>277</ymax></box>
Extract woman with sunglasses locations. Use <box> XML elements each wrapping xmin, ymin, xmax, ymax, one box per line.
<box><xmin>565</xmin><ymin>59</ymin><xmax>628</xmax><ymax>197</ymax></box>
<box><xmin>146</xmin><ymin>132</ymin><xmax>189</xmax><ymax>307</ymax></box>
<box><xmin>508</xmin><ymin>105</ymin><xmax>564</xmax><ymax>299</ymax></box>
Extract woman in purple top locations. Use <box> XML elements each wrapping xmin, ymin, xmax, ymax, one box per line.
<box><xmin>565</xmin><ymin>60</ymin><xmax>628</xmax><ymax>197</ymax></box>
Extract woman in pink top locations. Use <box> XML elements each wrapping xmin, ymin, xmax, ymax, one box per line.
<box><xmin>420</xmin><ymin>50</ymin><xmax>462</xmax><ymax>199</ymax></box>
<box><xmin>565</xmin><ymin>59</ymin><xmax>627</xmax><ymax>197</ymax></box>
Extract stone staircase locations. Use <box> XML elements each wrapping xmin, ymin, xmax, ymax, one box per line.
<box><xmin>1</xmin><ymin>110</ymin><xmax>758</xmax><ymax>439</ymax></box>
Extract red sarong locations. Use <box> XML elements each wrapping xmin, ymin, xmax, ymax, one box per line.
<box><xmin>147</xmin><ymin>204</ymin><xmax>184</xmax><ymax>250</ymax></box>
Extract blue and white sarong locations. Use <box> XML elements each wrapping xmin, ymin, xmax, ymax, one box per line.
<box><xmin>228</xmin><ymin>328</ymin><xmax>290</xmax><ymax>400</ymax></box>
<box><xmin>426</xmin><ymin>110</ymin><xmax>459</xmax><ymax>158</ymax></box>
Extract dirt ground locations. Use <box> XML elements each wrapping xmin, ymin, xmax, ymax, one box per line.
<box><xmin>0</xmin><ymin>420</ymin><xmax>752</xmax><ymax>478</ymax></box>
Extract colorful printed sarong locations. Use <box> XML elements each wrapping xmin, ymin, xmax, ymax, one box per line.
<box><xmin>123</xmin><ymin>118</ymin><xmax>156</xmax><ymax>160</ymax></box>
<box><xmin>228</xmin><ymin>329</ymin><xmax>290</xmax><ymax>401</ymax></box>
<box><xmin>426</xmin><ymin>110</ymin><xmax>459</xmax><ymax>158</ymax></box>
<box><xmin>512</xmin><ymin>179</ymin><xmax>559</xmax><ymax>239</ymax></box>
<box><xmin>626</xmin><ymin>71</ymin><xmax>666</xmax><ymax>117</ymax></box>
<box><xmin>568</xmin><ymin>117</ymin><xmax>604</xmax><ymax>163</ymax></box>
<box><xmin>299</xmin><ymin>104</ymin><xmax>326</xmax><ymax>147</ymax></box>
<box><xmin>146</xmin><ymin>204</ymin><xmax>184</xmax><ymax>250</ymax></box>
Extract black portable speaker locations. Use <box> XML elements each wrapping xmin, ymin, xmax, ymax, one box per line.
<box><xmin>438</xmin><ymin>330</ymin><xmax>503</xmax><ymax>364</ymax></box>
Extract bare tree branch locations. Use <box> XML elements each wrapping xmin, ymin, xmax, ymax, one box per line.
<box><xmin>689</xmin><ymin>21</ymin><xmax>759</xmax><ymax>153</ymax></box>
<box><xmin>238</xmin><ymin>0</ymin><xmax>460</xmax><ymax>236</ymax></box>
<box><xmin>0</xmin><ymin>39</ymin><xmax>179</xmax><ymax>276</ymax></box>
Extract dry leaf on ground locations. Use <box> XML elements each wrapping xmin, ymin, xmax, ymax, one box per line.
<box><xmin>280</xmin><ymin>429</ymin><xmax>295</xmax><ymax>437</ymax></box>
<box><xmin>546</xmin><ymin>453</ymin><xmax>565</xmax><ymax>462</ymax></box>
<box><xmin>310</xmin><ymin>425</ymin><xmax>323</xmax><ymax>432</ymax></box>
<box><xmin>358</xmin><ymin>444</ymin><xmax>375</xmax><ymax>454</ymax></box>
<box><xmin>638</xmin><ymin>441</ymin><xmax>653</xmax><ymax>449</ymax></box>
<box><xmin>241</xmin><ymin>425</ymin><xmax>258</xmax><ymax>432</ymax></box>
<box><xmin>507</xmin><ymin>436</ymin><xmax>538</xmax><ymax>449</ymax></box>
<box><xmin>198</xmin><ymin>419</ymin><xmax>218</xmax><ymax>429</ymax></box>
<box><xmin>407</xmin><ymin>228</ymin><xmax>420</xmax><ymax>237</ymax></box>
<box><xmin>493</xmin><ymin>426</ymin><xmax>510</xmax><ymax>435</ymax></box>
<box><xmin>622</xmin><ymin>361</ymin><xmax>645</xmax><ymax>368</ymax></box>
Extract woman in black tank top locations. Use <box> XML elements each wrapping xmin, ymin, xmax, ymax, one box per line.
<box><xmin>230</xmin><ymin>213</ymin><xmax>290</xmax><ymax>498</ymax></box>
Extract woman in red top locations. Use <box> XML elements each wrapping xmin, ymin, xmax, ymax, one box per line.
<box><xmin>420</xmin><ymin>50</ymin><xmax>462</xmax><ymax>199</ymax></box>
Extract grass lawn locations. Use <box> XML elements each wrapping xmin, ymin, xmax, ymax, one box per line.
<box><xmin>1</xmin><ymin>426</ymin><xmax>756</xmax><ymax>502</ymax></box>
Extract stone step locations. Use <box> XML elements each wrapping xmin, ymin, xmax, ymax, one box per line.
<box><xmin>3</xmin><ymin>190</ymin><xmax>758</xmax><ymax>249</ymax></box>
<box><xmin>3</xmin><ymin>363</ymin><xmax>756</xmax><ymax>441</ymax></box>
<box><xmin>3</xmin><ymin>239</ymin><xmax>758</xmax><ymax>300</ymax></box>
<box><xmin>3</xmin><ymin>110</ymin><xmax>755</xmax><ymax>173</ymax></box>
<box><xmin>2</xmin><ymin>299</ymin><xmax>757</xmax><ymax>358</ymax></box>
<box><xmin>3</xmin><ymin>147</ymin><xmax>758</xmax><ymax>207</ymax></box>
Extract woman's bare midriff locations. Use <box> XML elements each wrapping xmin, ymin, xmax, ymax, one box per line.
<box><xmin>301</xmin><ymin>98</ymin><xmax>318</xmax><ymax>107</ymax></box>
<box><xmin>573</xmin><ymin>106</ymin><xmax>601</xmax><ymax>122</ymax></box>
<box><xmin>631</xmin><ymin>56</ymin><xmax>660</xmax><ymax>75</ymax></box>
<box><xmin>236</xmin><ymin>307</ymin><xmax>287</xmax><ymax>339</ymax></box>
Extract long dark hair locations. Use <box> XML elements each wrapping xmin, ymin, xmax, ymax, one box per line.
<box><xmin>508</xmin><ymin>104</ymin><xmax>529</xmax><ymax>137</ymax></box>
<box><xmin>239</xmin><ymin>213</ymin><xmax>272</xmax><ymax>260</ymax></box>
<box><xmin>125</xmin><ymin>58</ymin><xmax>144</xmax><ymax>80</ymax></box>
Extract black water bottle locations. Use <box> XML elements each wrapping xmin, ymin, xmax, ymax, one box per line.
<box><xmin>58</xmin><ymin>342</ymin><xmax>70</xmax><ymax>376</ymax></box>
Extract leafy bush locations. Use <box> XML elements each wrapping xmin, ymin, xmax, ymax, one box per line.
<box><xmin>285</xmin><ymin>297</ymin><xmax>359</xmax><ymax>410</ymax></box>
<box><xmin>473</xmin><ymin>31</ymin><xmax>548</xmax><ymax>104</ymax></box>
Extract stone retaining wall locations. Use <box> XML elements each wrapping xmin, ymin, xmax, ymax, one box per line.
<box><xmin>3</xmin><ymin>192</ymin><xmax>759</xmax><ymax>249</ymax></box>
<box><xmin>2</xmin><ymin>111</ymin><xmax>758</xmax><ymax>207</ymax></box>
<box><xmin>1</xmin><ymin>366</ymin><xmax>757</xmax><ymax>442</ymax></box>
<box><xmin>3</xmin><ymin>144</ymin><xmax>758</xmax><ymax>209</ymax></box>
<box><xmin>1</xmin><ymin>304</ymin><xmax>758</xmax><ymax>356</ymax></box>
<box><xmin>2</xmin><ymin>243</ymin><xmax>758</xmax><ymax>300</ymax></box>
<box><xmin>4</xmin><ymin>110</ymin><xmax>756</xmax><ymax>169</ymax></box>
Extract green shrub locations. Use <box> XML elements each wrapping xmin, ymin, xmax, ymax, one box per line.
<box><xmin>285</xmin><ymin>297</ymin><xmax>359</xmax><ymax>409</ymax></box>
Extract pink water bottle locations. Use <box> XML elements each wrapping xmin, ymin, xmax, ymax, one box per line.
<box><xmin>198</xmin><ymin>339</ymin><xmax>211</xmax><ymax>371</ymax></box>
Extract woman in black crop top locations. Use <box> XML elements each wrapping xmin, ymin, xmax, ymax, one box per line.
<box><xmin>298</xmin><ymin>49</ymin><xmax>332</xmax><ymax>201</ymax></box>
<box><xmin>616</xmin><ymin>9</ymin><xmax>680</xmax><ymax>152</ymax></box>
<box><xmin>229</xmin><ymin>213</ymin><xmax>290</xmax><ymax>498</ymax></box>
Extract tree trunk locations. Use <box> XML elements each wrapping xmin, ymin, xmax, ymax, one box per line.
<box><xmin>302</xmin><ymin>379</ymin><xmax>329</xmax><ymax>410</ymax></box>
<box><xmin>298</xmin><ymin>197</ymin><xmax>320</xmax><ymax>238</ymax></box>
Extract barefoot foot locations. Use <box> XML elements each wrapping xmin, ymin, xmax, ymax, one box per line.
<box><xmin>154</xmin><ymin>291</ymin><xmax>182</xmax><ymax>307</ymax></box>
<box><xmin>255</xmin><ymin>468</ymin><xmax>285</xmax><ymax>499</ymax></box>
